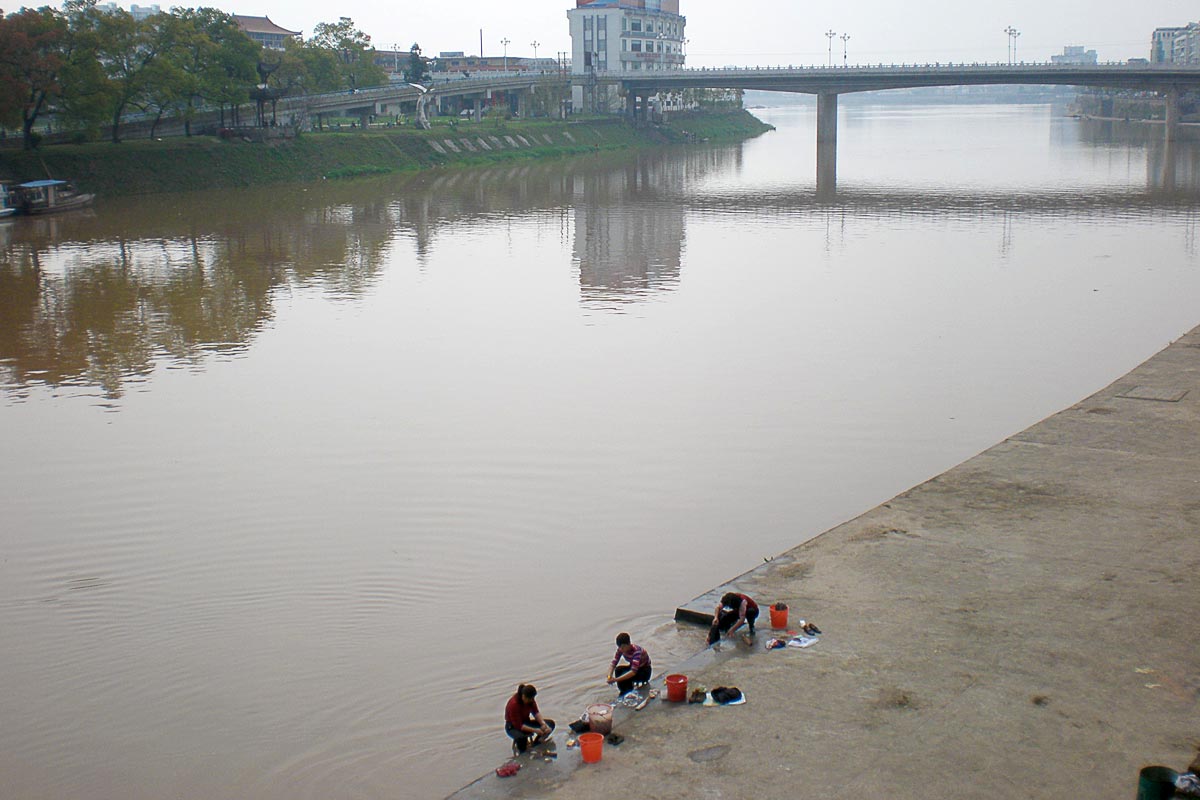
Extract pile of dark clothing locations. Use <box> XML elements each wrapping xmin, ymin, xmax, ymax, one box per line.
<box><xmin>710</xmin><ymin>686</ymin><xmax>742</xmax><ymax>705</ymax></box>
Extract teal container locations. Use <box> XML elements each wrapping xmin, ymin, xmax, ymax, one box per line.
<box><xmin>1137</xmin><ymin>766</ymin><xmax>1177</xmax><ymax>800</ymax></box>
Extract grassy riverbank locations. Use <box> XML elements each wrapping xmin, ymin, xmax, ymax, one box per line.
<box><xmin>0</xmin><ymin>110</ymin><xmax>772</xmax><ymax>198</ymax></box>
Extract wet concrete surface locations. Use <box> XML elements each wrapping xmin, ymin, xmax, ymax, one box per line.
<box><xmin>451</xmin><ymin>326</ymin><xmax>1200</xmax><ymax>799</ymax></box>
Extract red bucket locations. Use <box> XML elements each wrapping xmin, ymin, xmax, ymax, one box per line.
<box><xmin>769</xmin><ymin>606</ymin><xmax>788</xmax><ymax>629</ymax></box>
<box><xmin>665</xmin><ymin>674</ymin><xmax>688</xmax><ymax>702</ymax></box>
<box><xmin>579</xmin><ymin>732</ymin><xmax>604</xmax><ymax>763</ymax></box>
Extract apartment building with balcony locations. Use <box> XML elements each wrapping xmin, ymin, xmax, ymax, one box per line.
<box><xmin>567</xmin><ymin>0</ymin><xmax>686</xmax><ymax>111</ymax></box>
<box><xmin>1152</xmin><ymin>24</ymin><xmax>1200</xmax><ymax>64</ymax></box>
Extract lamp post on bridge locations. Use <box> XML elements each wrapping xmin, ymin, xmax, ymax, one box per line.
<box><xmin>825</xmin><ymin>30</ymin><xmax>836</xmax><ymax>67</ymax></box>
<box><xmin>531</xmin><ymin>40</ymin><xmax>540</xmax><ymax>62</ymax></box>
<box><xmin>1004</xmin><ymin>26</ymin><xmax>1020</xmax><ymax>65</ymax></box>
<box><xmin>840</xmin><ymin>33</ymin><xmax>850</xmax><ymax>67</ymax></box>
<box><xmin>501</xmin><ymin>37</ymin><xmax>511</xmax><ymax>72</ymax></box>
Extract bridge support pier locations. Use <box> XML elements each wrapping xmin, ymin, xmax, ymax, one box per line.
<box><xmin>473</xmin><ymin>98</ymin><xmax>483</xmax><ymax>123</ymax></box>
<box><xmin>517</xmin><ymin>91</ymin><xmax>528</xmax><ymax>119</ymax></box>
<box><xmin>817</xmin><ymin>92</ymin><xmax>838</xmax><ymax>196</ymax></box>
<box><xmin>1164</xmin><ymin>87</ymin><xmax>1180</xmax><ymax>144</ymax></box>
<box><xmin>627</xmin><ymin>92</ymin><xmax>636</xmax><ymax>120</ymax></box>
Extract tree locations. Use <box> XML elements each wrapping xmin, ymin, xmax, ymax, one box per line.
<box><xmin>308</xmin><ymin>16</ymin><xmax>385</xmax><ymax>91</ymax></box>
<box><xmin>164</xmin><ymin>8</ymin><xmax>258</xmax><ymax>134</ymax></box>
<box><xmin>98</xmin><ymin>7</ymin><xmax>178</xmax><ymax>143</ymax></box>
<box><xmin>75</xmin><ymin>3</ymin><xmax>177</xmax><ymax>143</ymax></box>
<box><xmin>0</xmin><ymin>7</ymin><xmax>68</xmax><ymax>148</ymax></box>
<box><xmin>406</xmin><ymin>43</ymin><xmax>427</xmax><ymax>84</ymax></box>
<box><xmin>134</xmin><ymin>12</ymin><xmax>191</xmax><ymax>136</ymax></box>
<box><xmin>275</xmin><ymin>37</ymin><xmax>342</xmax><ymax>96</ymax></box>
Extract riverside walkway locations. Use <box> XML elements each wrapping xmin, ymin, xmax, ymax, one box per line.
<box><xmin>454</xmin><ymin>324</ymin><xmax>1200</xmax><ymax>799</ymax></box>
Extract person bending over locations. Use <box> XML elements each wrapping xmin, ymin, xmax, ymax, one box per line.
<box><xmin>504</xmin><ymin>683</ymin><xmax>554</xmax><ymax>755</ymax></box>
<box><xmin>605</xmin><ymin>632</ymin><xmax>652</xmax><ymax>696</ymax></box>
<box><xmin>707</xmin><ymin>592</ymin><xmax>759</xmax><ymax>645</ymax></box>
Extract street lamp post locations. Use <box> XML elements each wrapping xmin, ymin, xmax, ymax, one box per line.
<box><xmin>1004</xmin><ymin>26</ymin><xmax>1020</xmax><ymax>65</ymax></box>
<box><xmin>825</xmin><ymin>30</ymin><xmax>836</xmax><ymax>67</ymax></box>
<box><xmin>531</xmin><ymin>40</ymin><xmax>540</xmax><ymax>61</ymax></box>
<box><xmin>501</xmin><ymin>37</ymin><xmax>511</xmax><ymax>72</ymax></box>
<box><xmin>840</xmin><ymin>33</ymin><xmax>850</xmax><ymax>67</ymax></box>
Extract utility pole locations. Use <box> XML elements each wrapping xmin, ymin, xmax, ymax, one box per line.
<box><xmin>840</xmin><ymin>33</ymin><xmax>850</xmax><ymax>67</ymax></box>
<box><xmin>825</xmin><ymin>30</ymin><xmax>836</xmax><ymax>67</ymax></box>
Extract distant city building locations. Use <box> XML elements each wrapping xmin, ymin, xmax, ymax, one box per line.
<box><xmin>1151</xmin><ymin>24</ymin><xmax>1200</xmax><ymax>64</ymax></box>
<box><xmin>567</xmin><ymin>0</ymin><xmax>687</xmax><ymax>112</ymax></box>
<box><xmin>374</xmin><ymin>47</ymin><xmax>416</xmax><ymax>75</ymax></box>
<box><xmin>94</xmin><ymin>2</ymin><xmax>162</xmax><ymax>19</ymax></box>
<box><xmin>1176</xmin><ymin>25</ymin><xmax>1200</xmax><ymax>64</ymax></box>
<box><xmin>232</xmin><ymin>15</ymin><xmax>301</xmax><ymax>50</ymax></box>
<box><xmin>1050</xmin><ymin>45</ymin><xmax>1097</xmax><ymax>65</ymax></box>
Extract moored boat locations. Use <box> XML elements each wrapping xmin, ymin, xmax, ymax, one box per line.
<box><xmin>13</xmin><ymin>179</ymin><xmax>95</xmax><ymax>215</ymax></box>
<box><xmin>0</xmin><ymin>181</ymin><xmax>16</xmax><ymax>218</ymax></box>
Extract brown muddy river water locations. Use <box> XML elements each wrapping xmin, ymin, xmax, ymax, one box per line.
<box><xmin>2</xmin><ymin>104</ymin><xmax>1199</xmax><ymax>798</ymax></box>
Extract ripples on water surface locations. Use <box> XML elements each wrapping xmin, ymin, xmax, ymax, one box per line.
<box><xmin>2</xmin><ymin>103</ymin><xmax>1199</xmax><ymax>798</ymax></box>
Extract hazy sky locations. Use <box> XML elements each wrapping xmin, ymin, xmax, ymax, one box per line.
<box><xmin>205</xmin><ymin>1</ymin><xmax>1195</xmax><ymax>65</ymax></box>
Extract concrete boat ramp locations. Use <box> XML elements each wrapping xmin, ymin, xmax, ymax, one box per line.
<box><xmin>452</xmin><ymin>326</ymin><xmax>1200</xmax><ymax>799</ymax></box>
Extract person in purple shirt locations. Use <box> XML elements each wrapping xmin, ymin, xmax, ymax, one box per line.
<box><xmin>605</xmin><ymin>632</ymin><xmax>652</xmax><ymax>696</ymax></box>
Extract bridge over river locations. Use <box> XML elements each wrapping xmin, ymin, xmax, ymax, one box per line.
<box><xmin>289</xmin><ymin>63</ymin><xmax>1200</xmax><ymax>190</ymax></box>
<box><xmin>610</xmin><ymin>63</ymin><xmax>1200</xmax><ymax>189</ymax></box>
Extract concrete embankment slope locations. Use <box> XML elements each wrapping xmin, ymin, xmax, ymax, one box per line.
<box><xmin>0</xmin><ymin>111</ymin><xmax>771</xmax><ymax>198</ymax></box>
<box><xmin>481</xmin><ymin>326</ymin><xmax>1200</xmax><ymax>799</ymax></box>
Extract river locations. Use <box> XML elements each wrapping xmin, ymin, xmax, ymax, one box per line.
<box><xmin>2</xmin><ymin>103</ymin><xmax>1198</xmax><ymax>799</ymax></box>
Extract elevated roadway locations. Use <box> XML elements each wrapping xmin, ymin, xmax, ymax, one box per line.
<box><xmin>285</xmin><ymin>63</ymin><xmax>1200</xmax><ymax>189</ymax></box>
<box><xmin>284</xmin><ymin>74</ymin><xmax>567</xmax><ymax>126</ymax></box>
<box><xmin>606</xmin><ymin>62</ymin><xmax>1200</xmax><ymax>95</ymax></box>
<box><xmin>603</xmin><ymin>62</ymin><xmax>1200</xmax><ymax>190</ymax></box>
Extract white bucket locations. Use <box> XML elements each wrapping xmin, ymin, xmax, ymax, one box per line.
<box><xmin>585</xmin><ymin>703</ymin><xmax>613</xmax><ymax>735</ymax></box>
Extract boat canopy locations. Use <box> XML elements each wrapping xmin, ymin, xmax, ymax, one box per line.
<box><xmin>18</xmin><ymin>179</ymin><xmax>69</xmax><ymax>188</ymax></box>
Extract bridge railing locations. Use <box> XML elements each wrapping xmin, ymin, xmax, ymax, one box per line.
<box><xmin>593</xmin><ymin>61</ymin><xmax>1185</xmax><ymax>75</ymax></box>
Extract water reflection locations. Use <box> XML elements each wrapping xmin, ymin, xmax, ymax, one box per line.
<box><xmin>0</xmin><ymin>149</ymin><xmax>734</xmax><ymax>397</ymax></box>
<box><xmin>1</xmin><ymin>130</ymin><xmax>1198</xmax><ymax>400</ymax></box>
<box><xmin>574</xmin><ymin>157</ymin><xmax>689</xmax><ymax>307</ymax></box>
<box><xmin>1076</xmin><ymin>119</ymin><xmax>1200</xmax><ymax>194</ymax></box>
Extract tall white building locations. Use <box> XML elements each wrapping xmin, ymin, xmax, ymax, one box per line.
<box><xmin>567</xmin><ymin>0</ymin><xmax>686</xmax><ymax>112</ymax></box>
<box><xmin>1152</xmin><ymin>24</ymin><xmax>1200</xmax><ymax>64</ymax></box>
